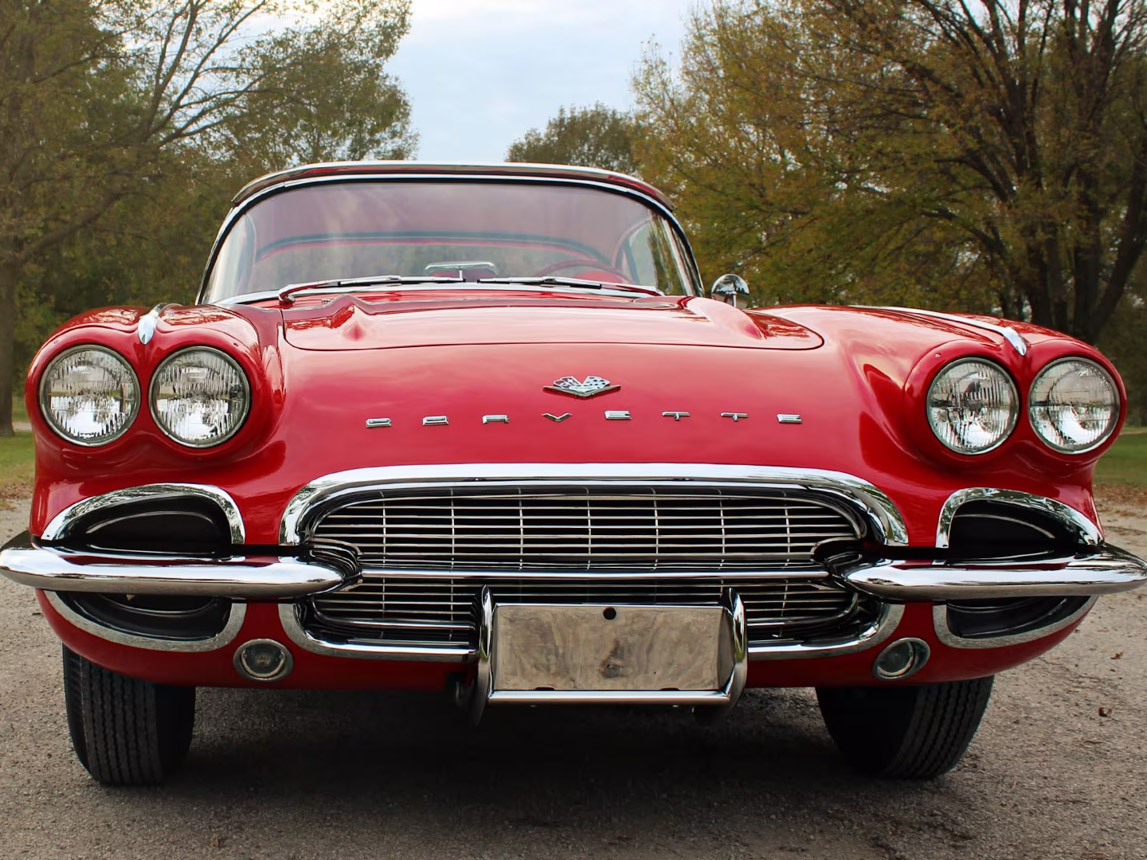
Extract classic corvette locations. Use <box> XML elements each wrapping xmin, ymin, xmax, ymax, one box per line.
<box><xmin>3</xmin><ymin>162</ymin><xmax>1145</xmax><ymax>785</ymax></box>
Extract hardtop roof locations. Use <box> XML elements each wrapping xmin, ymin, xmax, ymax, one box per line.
<box><xmin>232</xmin><ymin>161</ymin><xmax>674</xmax><ymax>209</ymax></box>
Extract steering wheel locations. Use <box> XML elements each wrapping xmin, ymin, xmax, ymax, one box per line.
<box><xmin>534</xmin><ymin>257</ymin><xmax>632</xmax><ymax>281</ymax></box>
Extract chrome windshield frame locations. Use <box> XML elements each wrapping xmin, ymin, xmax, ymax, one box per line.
<box><xmin>198</xmin><ymin>172</ymin><xmax>704</xmax><ymax>304</ymax></box>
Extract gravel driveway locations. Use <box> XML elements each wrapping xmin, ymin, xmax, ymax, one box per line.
<box><xmin>1</xmin><ymin>496</ymin><xmax>1144</xmax><ymax>860</ymax></box>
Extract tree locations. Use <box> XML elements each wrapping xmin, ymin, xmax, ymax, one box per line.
<box><xmin>635</xmin><ymin>1</ymin><xmax>1147</xmax><ymax>337</ymax></box>
<box><xmin>0</xmin><ymin>0</ymin><xmax>414</xmax><ymax>436</ymax></box>
<box><xmin>507</xmin><ymin>103</ymin><xmax>639</xmax><ymax>174</ymax></box>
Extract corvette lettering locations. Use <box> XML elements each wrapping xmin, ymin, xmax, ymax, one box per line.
<box><xmin>366</xmin><ymin>410</ymin><xmax>756</xmax><ymax>428</ymax></box>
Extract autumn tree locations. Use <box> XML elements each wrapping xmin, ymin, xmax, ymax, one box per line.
<box><xmin>507</xmin><ymin>103</ymin><xmax>639</xmax><ymax>174</ymax></box>
<box><xmin>0</xmin><ymin>0</ymin><xmax>414</xmax><ymax>436</ymax></box>
<box><xmin>635</xmin><ymin>1</ymin><xmax>1147</xmax><ymax>337</ymax></box>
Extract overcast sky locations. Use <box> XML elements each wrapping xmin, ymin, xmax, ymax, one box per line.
<box><xmin>387</xmin><ymin>0</ymin><xmax>694</xmax><ymax>163</ymax></box>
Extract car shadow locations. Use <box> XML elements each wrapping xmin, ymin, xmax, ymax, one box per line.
<box><xmin>85</xmin><ymin>687</ymin><xmax>976</xmax><ymax>857</ymax></box>
<box><xmin>180</xmin><ymin>688</ymin><xmax>937</xmax><ymax>804</ymax></box>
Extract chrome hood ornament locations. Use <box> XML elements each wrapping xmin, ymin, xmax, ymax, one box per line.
<box><xmin>544</xmin><ymin>375</ymin><xmax>620</xmax><ymax>398</ymax></box>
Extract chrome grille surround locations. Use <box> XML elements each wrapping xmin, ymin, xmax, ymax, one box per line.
<box><xmin>280</xmin><ymin>464</ymin><xmax>907</xmax><ymax>659</ymax></box>
<box><xmin>280</xmin><ymin>463</ymin><xmax>910</xmax><ymax>546</ymax></box>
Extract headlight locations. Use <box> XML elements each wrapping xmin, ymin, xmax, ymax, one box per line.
<box><xmin>150</xmin><ymin>348</ymin><xmax>250</xmax><ymax>447</ymax></box>
<box><xmin>39</xmin><ymin>346</ymin><xmax>140</xmax><ymax>446</ymax></box>
<box><xmin>926</xmin><ymin>358</ymin><xmax>1018</xmax><ymax>454</ymax></box>
<box><xmin>1029</xmin><ymin>358</ymin><xmax>1119</xmax><ymax>453</ymax></box>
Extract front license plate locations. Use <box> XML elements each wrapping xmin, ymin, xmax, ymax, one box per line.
<box><xmin>491</xmin><ymin>604</ymin><xmax>731</xmax><ymax>692</ymax></box>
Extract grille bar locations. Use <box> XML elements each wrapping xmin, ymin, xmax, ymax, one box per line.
<box><xmin>310</xmin><ymin>487</ymin><xmax>861</xmax><ymax>572</ymax></box>
<box><xmin>308</xmin><ymin>575</ymin><xmax>873</xmax><ymax>647</ymax></box>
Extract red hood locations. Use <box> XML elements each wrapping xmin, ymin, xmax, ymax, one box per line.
<box><xmin>280</xmin><ymin>293</ymin><xmax>824</xmax><ymax>351</ymax></box>
<box><xmin>26</xmin><ymin>299</ymin><xmax>1118</xmax><ymax>544</ymax></box>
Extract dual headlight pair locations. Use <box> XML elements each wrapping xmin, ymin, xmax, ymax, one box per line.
<box><xmin>39</xmin><ymin>346</ymin><xmax>250</xmax><ymax>448</ymax></box>
<box><xmin>927</xmin><ymin>357</ymin><xmax>1119</xmax><ymax>455</ymax></box>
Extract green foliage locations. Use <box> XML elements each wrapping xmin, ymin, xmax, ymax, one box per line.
<box><xmin>507</xmin><ymin>103</ymin><xmax>639</xmax><ymax>174</ymax></box>
<box><xmin>634</xmin><ymin>1</ymin><xmax>1147</xmax><ymax>334</ymax></box>
<box><xmin>221</xmin><ymin>0</ymin><xmax>417</xmax><ymax>170</ymax></box>
<box><xmin>1099</xmin><ymin>287</ymin><xmax>1147</xmax><ymax>425</ymax></box>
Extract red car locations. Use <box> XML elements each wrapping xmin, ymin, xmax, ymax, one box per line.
<box><xmin>3</xmin><ymin>162</ymin><xmax>1144</xmax><ymax>785</ymax></box>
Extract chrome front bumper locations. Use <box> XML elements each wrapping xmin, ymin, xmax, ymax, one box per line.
<box><xmin>0</xmin><ymin>533</ymin><xmax>355</xmax><ymax>599</ymax></box>
<box><xmin>3</xmin><ymin>530</ymin><xmax>1144</xmax><ymax>601</ymax></box>
<box><xmin>842</xmin><ymin>547</ymin><xmax>1147</xmax><ymax>600</ymax></box>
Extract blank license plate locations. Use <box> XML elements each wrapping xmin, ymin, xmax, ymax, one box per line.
<box><xmin>491</xmin><ymin>603</ymin><xmax>731</xmax><ymax>692</ymax></box>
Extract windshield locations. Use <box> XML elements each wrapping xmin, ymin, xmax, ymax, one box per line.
<box><xmin>202</xmin><ymin>180</ymin><xmax>698</xmax><ymax>302</ymax></box>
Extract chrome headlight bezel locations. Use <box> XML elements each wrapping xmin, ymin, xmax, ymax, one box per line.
<box><xmin>38</xmin><ymin>345</ymin><xmax>141</xmax><ymax>447</ymax></box>
<box><xmin>1028</xmin><ymin>357</ymin><xmax>1120</xmax><ymax>454</ymax></box>
<box><xmin>926</xmin><ymin>357</ymin><xmax>1020</xmax><ymax>455</ymax></box>
<box><xmin>149</xmin><ymin>347</ymin><xmax>251</xmax><ymax>448</ymax></box>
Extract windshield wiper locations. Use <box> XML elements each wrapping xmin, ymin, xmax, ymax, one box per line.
<box><xmin>277</xmin><ymin>275</ymin><xmax>463</xmax><ymax>304</ymax></box>
<box><xmin>476</xmin><ymin>276</ymin><xmax>663</xmax><ymax>297</ymax></box>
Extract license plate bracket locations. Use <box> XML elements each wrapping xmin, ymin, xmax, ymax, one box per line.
<box><xmin>490</xmin><ymin>603</ymin><xmax>732</xmax><ymax>693</ymax></box>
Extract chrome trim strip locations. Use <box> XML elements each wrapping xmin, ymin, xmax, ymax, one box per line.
<box><xmin>274</xmin><ymin>598</ymin><xmax>903</xmax><ymax>664</ymax></box>
<box><xmin>42</xmin><ymin>483</ymin><xmax>246</xmax><ymax>544</ymax></box>
<box><xmin>746</xmin><ymin>603</ymin><xmax>904</xmax><ymax>660</ymax></box>
<box><xmin>936</xmin><ymin>488</ymin><xmax>1102</xmax><ymax>548</ymax></box>
<box><xmin>332</xmin><ymin>568</ymin><xmax>833</xmax><ymax>581</ymax></box>
<box><xmin>931</xmin><ymin>596</ymin><xmax>1097</xmax><ymax>650</ymax></box>
<box><xmin>0</xmin><ymin>535</ymin><xmax>351</xmax><ymax>598</ymax></box>
<box><xmin>43</xmin><ymin>590</ymin><xmax>247</xmax><ymax>653</ymax></box>
<box><xmin>862</xmin><ymin>306</ymin><xmax>1028</xmax><ymax>356</ymax></box>
<box><xmin>844</xmin><ymin>548</ymin><xmax>1147</xmax><ymax>600</ymax></box>
<box><xmin>218</xmin><ymin>283</ymin><xmax>657</xmax><ymax>305</ymax></box>
<box><xmin>137</xmin><ymin>303</ymin><xmax>174</xmax><ymax>345</ymax></box>
<box><xmin>487</xmin><ymin>690</ymin><xmax>736</xmax><ymax>706</ymax></box>
<box><xmin>277</xmin><ymin>602</ymin><xmax>473</xmax><ymax>662</ymax></box>
<box><xmin>279</xmin><ymin>463</ymin><xmax>910</xmax><ymax>547</ymax></box>
<box><xmin>232</xmin><ymin>162</ymin><xmax>676</xmax><ymax>208</ymax></box>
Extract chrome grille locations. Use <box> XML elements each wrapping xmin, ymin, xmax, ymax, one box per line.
<box><xmin>308</xmin><ymin>575</ymin><xmax>877</xmax><ymax>648</ymax></box>
<box><xmin>310</xmin><ymin>487</ymin><xmax>861</xmax><ymax>572</ymax></box>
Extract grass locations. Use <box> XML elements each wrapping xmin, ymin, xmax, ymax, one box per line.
<box><xmin>1095</xmin><ymin>431</ymin><xmax>1147</xmax><ymax>489</ymax></box>
<box><xmin>0</xmin><ymin>430</ymin><xmax>34</xmax><ymax>502</ymax></box>
<box><xmin>1</xmin><ymin>397</ymin><xmax>33</xmax><ymax>502</ymax></box>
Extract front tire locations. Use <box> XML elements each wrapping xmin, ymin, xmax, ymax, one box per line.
<box><xmin>816</xmin><ymin>677</ymin><xmax>993</xmax><ymax>779</ymax></box>
<box><xmin>62</xmin><ymin>647</ymin><xmax>195</xmax><ymax>785</ymax></box>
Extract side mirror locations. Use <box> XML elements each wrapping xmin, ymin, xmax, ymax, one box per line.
<box><xmin>710</xmin><ymin>273</ymin><xmax>749</xmax><ymax>307</ymax></box>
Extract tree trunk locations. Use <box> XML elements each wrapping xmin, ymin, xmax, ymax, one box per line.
<box><xmin>0</xmin><ymin>261</ymin><xmax>19</xmax><ymax>438</ymax></box>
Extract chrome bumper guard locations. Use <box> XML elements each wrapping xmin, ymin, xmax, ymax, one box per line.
<box><xmin>0</xmin><ymin>532</ymin><xmax>358</xmax><ymax>599</ymax></box>
<box><xmin>841</xmin><ymin>545</ymin><xmax>1147</xmax><ymax>601</ymax></box>
<box><xmin>465</xmin><ymin>587</ymin><xmax>749</xmax><ymax>719</ymax></box>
